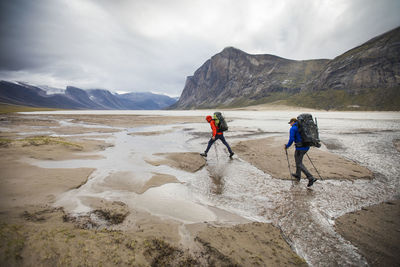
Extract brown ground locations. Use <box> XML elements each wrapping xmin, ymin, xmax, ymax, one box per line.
<box><xmin>232</xmin><ymin>135</ymin><xmax>399</xmax><ymax>267</ymax></box>
<box><xmin>0</xmin><ymin>113</ymin><xmax>396</xmax><ymax>266</ymax></box>
<box><xmin>233</xmin><ymin>136</ymin><xmax>373</xmax><ymax>180</ymax></box>
<box><xmin>394</xmin><ymin>139</ymin><xmax>400</xmax><ymax>152</ymax></box>
<box><xmin>231</xmin><ymin>101</ymin><xmax>318</xmax><ymax>112</ymax></box>
<box><xmin>50</xmin><ymin>114</ymin><xmax>205</xmax><ymax>128</ymax></box>
<box><xmin>0</xmin><ymin>113</ymin><xmax>307</xmax><ymax>266</ymax></box>
<box><xmin>0</xmin><ymin>137</ymin><xmax>99</xmax><ymax>210</ymax></box>
<box><xmin>335</xmin><ymin>200</ymin><xmax>400</xmax><ymax>267</ymax></box>
<box><xmin>146</xmin><ymin>152</ymin><xmax>206</xmax><ymax>173</ymax></box>
<box><xmin>191</xmin><ymin>222</ymin><xmax>307</xmax><ymax>266</ymax></box>
<box><xmin>97</xmin><ymin>171</ymin><xmax>182</xmax><ymax>194</ymax></box>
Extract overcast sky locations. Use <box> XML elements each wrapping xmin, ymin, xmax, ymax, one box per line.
<box><xmin>1</xmin><ymin>0</ymin><xmax>399</xmax><ymax>96</ymax></box>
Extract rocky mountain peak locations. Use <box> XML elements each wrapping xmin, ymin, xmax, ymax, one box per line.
<box><xmin>219</xmin><ymin>46</ymin><xmax>247</xmax><ymax>56</ymax></box>
<box><xmin>175</xmin><ymin>47</ymin><xmax>328</xmax><ymax>109</ymax></box>
<box><xmin>174</xmin><ymin>26</ymin><xmax>400</xmax><ymax>110</ymax></box>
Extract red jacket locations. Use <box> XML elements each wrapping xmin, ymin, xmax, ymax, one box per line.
<box><xmin>206</xmin><ymin>115</ymin><xmax>223</xmax><ymax>137</ymax></box>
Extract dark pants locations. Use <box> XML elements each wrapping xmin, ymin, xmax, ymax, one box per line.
<box><xmin>295</xmin><ymin>149</ymin><xmax>313</xmax><ymax>179</ymax></box>
<box><xmin>205</xmin><ymin>134</ymin><xmax>233</xmax><ymax>154</ymax></box>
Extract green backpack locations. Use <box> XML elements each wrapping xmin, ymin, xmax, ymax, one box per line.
<box><xmin>213</xmin><ymin>112</ymin><xmax>228</xmax><ymax>131</ymax></box>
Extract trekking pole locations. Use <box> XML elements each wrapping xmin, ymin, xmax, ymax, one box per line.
<box><xmin>285</xmin><ymin>148</ymin><xmax>292</xmax><ymax>179</ymax></box>
<box><xmin>306</xmin><ymin>153</ymin><xmax>323</xmax><ymax>180</ymax></box>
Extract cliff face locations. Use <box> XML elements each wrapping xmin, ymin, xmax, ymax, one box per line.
<box><xmin>308</xmin><ymin>27</ymin><xmax>400</xmax><ymax>93</ymax></box>
<box><xmin>177</xmin><ymin>47</ymin><xmax>328</xmax><ymax>108</ymax></box>
<box><xmin>175</xmin><ymin>27</ymin><xmax>400</xmax><ymax>110</ymax></box>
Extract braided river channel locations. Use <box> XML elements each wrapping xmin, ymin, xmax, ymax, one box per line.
<box><xmin>22</xmin><ymin>110</ymin><xmax>400</xmax><ymax>266</ymax></box>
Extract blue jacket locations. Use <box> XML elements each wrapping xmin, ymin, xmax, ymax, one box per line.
<box><xmin>286</xmin><ymin>122</ymin><xmax>309</xmax><ymax>151</ymax></box>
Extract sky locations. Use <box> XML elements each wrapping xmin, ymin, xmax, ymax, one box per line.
<box><xmin>0</xmin><ymin>0</ymin><xmax>399</xmax><ymax>97</ymax></box>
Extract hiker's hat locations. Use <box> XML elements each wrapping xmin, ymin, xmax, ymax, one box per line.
<box><xmin>288</xmin><ymin>118</ymin><xmax>297</xmax><ymax>124</ymax></box>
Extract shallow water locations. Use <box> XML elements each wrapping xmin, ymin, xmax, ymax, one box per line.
<box><xmin>19</xmin><ymin>110</ymin><xmax>400</xmax><ymax>266</ymax></box>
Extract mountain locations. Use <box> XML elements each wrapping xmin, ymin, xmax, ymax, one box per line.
<box><xmin>118</xmin><ymin>92</ymin><xmax>178</xmax><ymax>110</ymax></box>
<box><xmin>65</xmin><ymin>86</ymin><xmax>102</xmax><ymax>109</ymax></box>
<box><xmin>173</xmin><ymin>47</ymin><xmax>328</xmax><ymax>109</ymax></box>
<box><xmin>299</xmin><ymin>27</ymin><xmax>400</xmax><ymax>110</ymax></box>
<box><xmin>86</xmin><ymin>89</ymin><xmax>127</xmax><ymax>109</ymax></box>
<box><xmin>309</xmin><ymin>27</ymin><xmax>400</xmax><ymax>92</ymax></box>
<box><xmin>174</xmin><ymin>27</ymin><xmax>400</xmax><ymax>110</ymax></box>
<box><xmin>0</xmin><ymin>81</ymin><xmax>177</xmax><ymax>110</ymax></box>
<box><xmin>0</xmin><ymin>81</ymin><xmax>87</xmax><ymax>109</ymax></box>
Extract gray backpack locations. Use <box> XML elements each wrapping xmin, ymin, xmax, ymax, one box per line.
<box><xmin>297</xmin><ymin>113</ymin><xmax>321</xmax><ymax>147</ymax></box>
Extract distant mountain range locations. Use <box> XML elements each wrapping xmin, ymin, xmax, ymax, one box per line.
<box><xmin>0</xmin><ymin>81</ymin><xmax>177</xmax><ymax>110</ymax></box>
<box><xmin>173</xmin><ymin>26</ymin><xmax>400</xmax><ymax>110</ymax></box>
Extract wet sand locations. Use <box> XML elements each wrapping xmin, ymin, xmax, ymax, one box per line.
<box><xmin>232</xmin><ymin>136</ymin><xmax>373</xmax><ymax>180</ymax></box>
<box><xmin>335</xmin><ymin>200</ymin><xmax>400</xmax><ymax>267</ymax></box>
<box><xmin>394</xmin><ymin>139</ymin><xmax>400</xmax><ymax>152</ymax></box>
<box><xmin>232</xmin><ymin>135</ymin><xmax>399</xmax><ymax>266</ymax></box>
<box><xmin>0</xmin><ymin>113</ymin><xmax>306</xmax><ymax>266</ymax></box>
<box><xmin>146</xmin><ymin>152</ymin><xmax>206</xmax><ymax>173</ymax></box>
<box><xmin>0</xmin><ymin>136</ymin><xmax>97</xmax><ymax>210</ymax></box>
<box><xmin>98</xmin><ymin>171</ymin><xmax>182</xmax><ymax>194</ymax></box>
<box><xmin>0</xmin><ymin>112</ymin><xmax>396</xmax><ymax>266</ymax></box>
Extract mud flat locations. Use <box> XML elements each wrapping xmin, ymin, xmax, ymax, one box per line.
<box><xmin>0</xmin><ymin>113</ymin><xmax>306</xmax><ymax>266</ymax></box>
<box><xmin>98</xmin><ymin>171</ymin><xmax>182</xmax><ymax>194</ymax></box>
<box><xmin>0</xmin><ymin>136</ymin><xmax>99</xmax><ymax>209</ymax></box>
<box><xmin>232</xmin><ymin>135</ymin><xmax>399</xmax><ymax>266</ymax></box>
<box><xmin>232</xmin><ymin>136</ymin><xmax>373</xmax><ymax>180</ymax></box>
<box><xmin>335</xmin><ymin>200</ymin><xmax>400</xmax><ymax>267</ymax></box>
<box><xmin>230</xmin><ymin>101</ymin><xmax>319</xmax><ymax>112</ymax></box>
<box><xmin>1</xmin><ymin>112</ymin><xmax>396</xmax><ymax>266</ymax></box>
<box><xmin>394</xmin><ymin>139</ymin><xmax>400</xmax><ymax>152</ymax></box>
<box><xmin>146</xmin><ymin>152</ymin><xmax>206</xmax><ymax>173</ymax></box>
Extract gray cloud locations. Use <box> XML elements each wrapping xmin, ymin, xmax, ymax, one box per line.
<box><xmin>0</xmin><ymin>0</ymin><xmax>399</xmax><ymax>96</ymax></box>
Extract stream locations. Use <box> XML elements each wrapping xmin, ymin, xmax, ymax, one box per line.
<box><xmin>21</xmin><ymin>110</ymin><xmax>400</xmax><ymax>266</ymax></box>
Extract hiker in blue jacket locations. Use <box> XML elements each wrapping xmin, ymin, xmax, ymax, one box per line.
<box><xmin>285</xmin><ymin>118</ymin><xmax>317</xmax><ymax>187</ymax></box>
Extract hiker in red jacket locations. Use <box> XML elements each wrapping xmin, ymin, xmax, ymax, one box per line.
<box><xmin>200</xmin><ymin>115</ymin><xmax>234</xmax><ymax>158</ymax></box>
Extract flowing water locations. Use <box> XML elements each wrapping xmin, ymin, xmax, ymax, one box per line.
<box><xmin>19</xmin><ymin>110</ymin><xmax>400</xmax><ymax>266</ymax></box>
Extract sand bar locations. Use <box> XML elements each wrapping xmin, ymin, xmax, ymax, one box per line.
<box><xmin>233</xmin><ymin>136</ymin><xmax>373</xmax><ymax>180</ymax></box>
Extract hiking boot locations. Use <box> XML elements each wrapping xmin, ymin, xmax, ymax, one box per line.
<box><xmin>200</xmin><ymin>152</ymin><xmax>207</xmax><ymax>157</ymax></box>
<box><xmin>291</xmin><ymin>173</ymin><xmax>300</xmax><ymax>181</ymax></box>
<box><xmin>229</xmin><ymin>152</ymin><xmax>234</xmax><ymax>158</ymax></box>
<box><xmin>307</xmin><ymin>178</ymin><xmax>317</xmax><ymax>187</ymax></box>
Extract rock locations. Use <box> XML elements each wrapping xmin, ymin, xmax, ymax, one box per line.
<box><xmin>175</xmin><ymin>47</ymin><xmax>327</xmax><ymax>109</ymax></box>
<box><xmin>174</xmin><ymin>27</ymin><xmax>400</xmax><ymax>110</ymax></box>
<box><xmin>309</xmin><ymin>27</ymin><xmax>400</xmax><ymax>92</ymax></box>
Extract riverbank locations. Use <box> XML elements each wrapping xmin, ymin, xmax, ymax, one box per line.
<box><xmin>0</xmin><ymin>113</ymin><xmax>306</xmax><ymax>266</ymax></box>
<box><xmin>232</xmin><ymin>136</ymin><xmax>373</xmax><ymax>180</ymax></box>
<box><xmin>335</xmin><ymin>200</ymin><xmax>400</xmax><ymax>267</ymax></box>
<box><xmin>0</xmin><ymin>112</ymin><xmax>398</xmax><ymax>266</ymax></box>
<box><xmin>232</xmin><ymin>135</ymin><xmax>398</xmax><ymax>266</ymax></box>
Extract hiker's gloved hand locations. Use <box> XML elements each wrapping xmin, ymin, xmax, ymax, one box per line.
<box><xmin>284</xmin><ymin>144</ymin><xmax>287</xmax><ymax>150</ymax></box>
